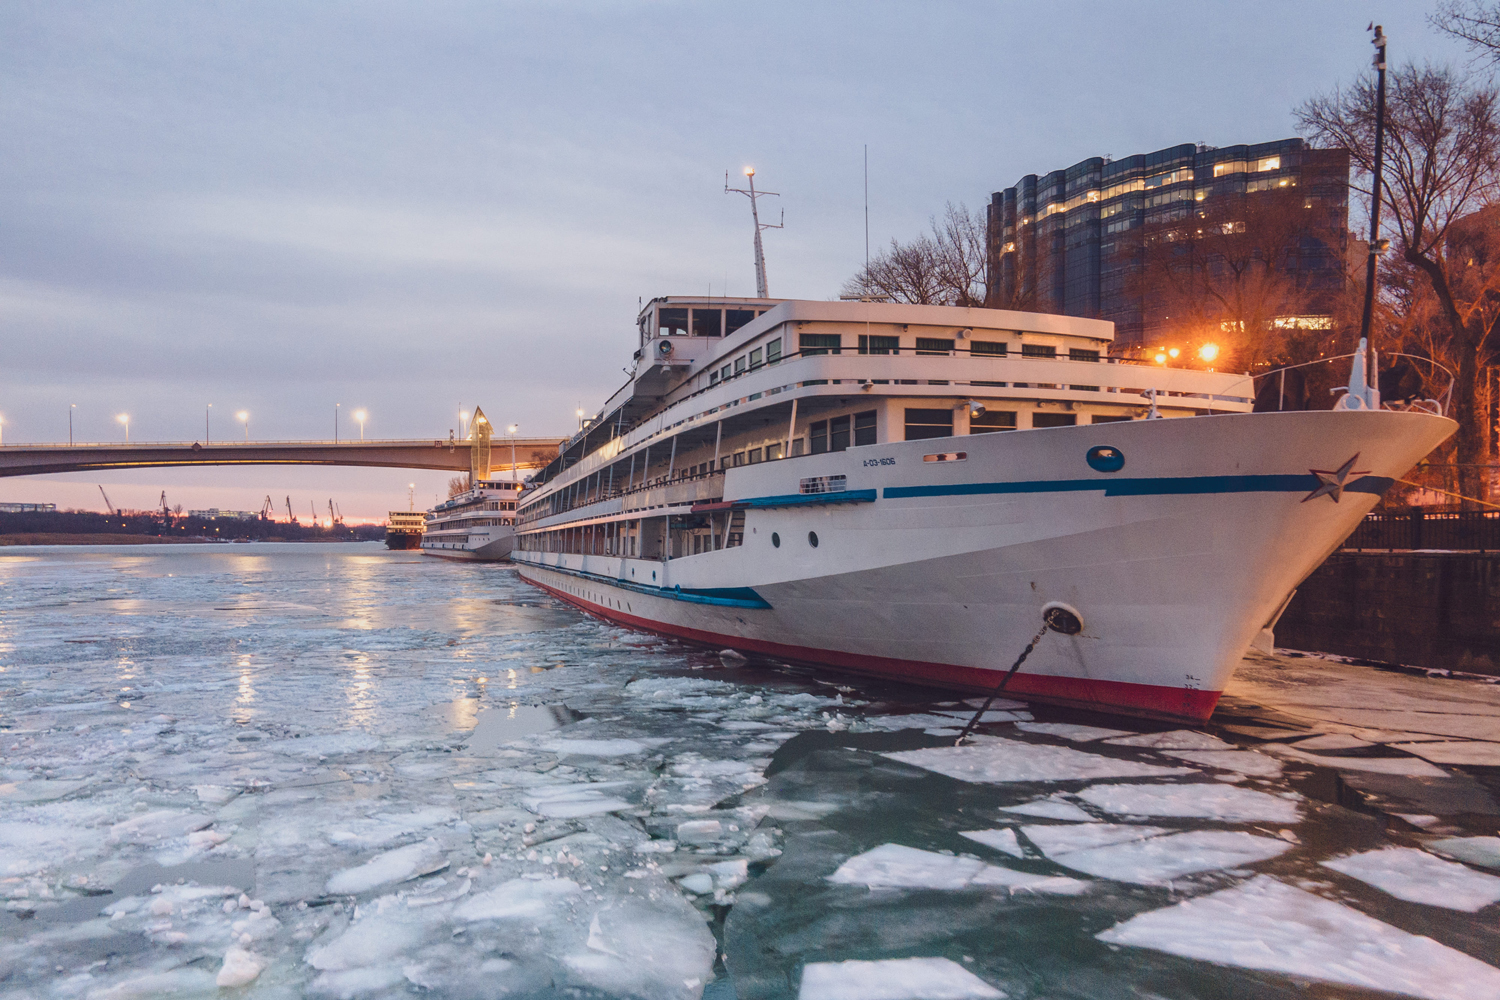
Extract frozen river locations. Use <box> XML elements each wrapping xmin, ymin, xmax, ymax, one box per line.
<box><xmin>2</xmin><ymin>543</ymin><xmax>1498</xmax><ymax>1000</ymax></box>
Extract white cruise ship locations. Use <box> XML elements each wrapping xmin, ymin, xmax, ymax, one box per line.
<box><xmin>420</xmin><ymin>479</ymin><xmax>520</xmax><ymax>561</ymax></box>
<box><xmin>510</xmin><ymin>295</ymin><xmax>1452</xmax><ymax>721</ymax></box>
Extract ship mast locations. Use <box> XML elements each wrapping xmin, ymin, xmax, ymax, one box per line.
<box><xmin>725</xmin><ymin>166</ymin><xmax>782</xmax><ymax>298</ymax></box>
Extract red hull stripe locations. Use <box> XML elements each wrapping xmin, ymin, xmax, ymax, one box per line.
<box><xmin>519</xmin><ymin>570</ymin><xmax>1222</xmax><ymax>722</ymax></box>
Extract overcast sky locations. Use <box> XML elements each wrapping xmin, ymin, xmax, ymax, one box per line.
<box><xmin>0</xmin><ymin>1</ymin><xmax>1475</xmax><ymax>518</ymax></box>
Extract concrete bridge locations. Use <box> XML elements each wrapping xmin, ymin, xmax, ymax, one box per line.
<box><xmin>0</xmin><ymin>437</ymin><xmax>565</xmax><ymax>479</ymax></box>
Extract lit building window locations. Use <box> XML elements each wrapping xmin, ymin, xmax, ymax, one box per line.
<box><xmin>1256</xmin><ymin>156</ymin><xmax>1281</xmax><ymax>172</ymax></box>
<box><xmin>1272</xmin><ymin>315</ymin><xmax>1333</xmax><ymax>331</ymax></box>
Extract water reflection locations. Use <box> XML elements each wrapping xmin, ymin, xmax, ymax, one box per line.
<box><xmin>342</xmin><ymin>651</ymin><xmax>376</xmax><ymax>728</ymax></box>
<box><xmin>465</xmin><ymin>702</ymin><xmax>575</xmax><ymax>753</ymax></box>
<box><xmin>234</xmin><ymin>654</ymin><xmax>256</xmax><ymax>724</ymax></box>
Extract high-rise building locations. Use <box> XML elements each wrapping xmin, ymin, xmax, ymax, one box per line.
<box><xmin>986</xmin><ymin>139</ymin><xmax>1350</xmax><ymax>350</ymax></box>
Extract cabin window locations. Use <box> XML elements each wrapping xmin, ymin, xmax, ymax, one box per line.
<box><xmin>749</xmin><ymin>347</ymin><xmax>763</xmax><ymax>369</ymax></box>
<box><xmin>829</xmin><ymin>415</ymin><xmax>852</xmax><ymax>451</ymax></box>
<box><xmin>747</xmin><ymin>447</ymin><xmax>763</xmax><ymax>464</ymax></box>
<box><xmin>767</xmin><ymin>338</ymin><xmax>782</xmax><ymax>363</ymax></box>
<box><xmin>801</xmin><ymin>333</ymin><xmax>841</xmax><ymax>355</ymax></box>
<box><xmin>710</xmin><ymin>370</ymin><xmax>720</xmax><ymax>385</ymax></box>
<box><xmin>858</xmin><ymin>335</ymin><xmax>899</xmax><ymax>355</ymax></box>
<box><xmin>854</xmin><ymin>410</ymin><xmax>877</xmax><ymax>446</ymax></box>
<box><xmin>905</xmin><ymin>408</ymin><xmax>953</xmax><ymax>441</ymax></box>
<box><xmin>1092</xmin><ymin>414</ymin><xmax>1132</xmax><ymax>423</ymax></box>
<box><xmin>916</xmin><ymin>338</ymin><xmax>954</xmax><ymax>355</ymax></box>
<box><xmin>720</xmin><ymin>364</ymin><xmax>731</xmax><ymax>382</ymax></box>
<box><xmin>726</xmin><ymin>309</ymin><xmax>757</xmax><ymax>336</ymax></box>
<box><xmin>1069</xmin><ymin>347</ymin><xmax>1101</xmax><ymax>361</ymax></box>
<box><xmin>692</xmin><ymin>308</ymin><xmax>722</xmax><ymax>337</ymax></box>
<box><xmin>732</xmin><ymin>451</ymin><xmax>746</xmax><ymax>467</ymax></box>
<box><xmin>658</xmin><ymin>308</ymin><xmax>689</xmax><ymax>337</ymax></box>
<box><xmin>1033</xmin><ymin>413</ymin><xmax>1077</xmax><ymax>428</ymax></box>
<box><xmin>970</xmin><ymin>411</ymin><xmax>1018</xmax><ymax>433</ymax></box>
<box><xmin>810</xmin><ymin>420</ymin><xmax>828</xmax><ymax>454</ymax></box>
<box><xmin>765</xmin><ymin>441</ymin><xmax>784</xmax><ymax>460</ymax></box>
<box><xmin>1021</xmin><ymin>344</ymin><xmax>1057</xmax><ymax>358</ymax></box>
<box><xmin>971</xmin><ymin>341</ymin><xmax>1007</xmax><ymax>356</ymax></box>
<box><xmin>735</xmin><ymin>356</ymin><xmax>747</xmax><ymax>374</ymax></box>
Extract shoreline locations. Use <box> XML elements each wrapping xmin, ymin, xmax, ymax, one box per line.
<box><xmin>0</xmin><ymin>534</ymin><xmax>370</xmax><ymax>546</ymax></box>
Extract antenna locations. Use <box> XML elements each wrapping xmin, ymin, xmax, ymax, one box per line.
<box><xmin>725</xmin><ymin>166</ymin><xmax>783</xmax><ymax>298</ymax></box>
<box><xmin>864</xmin><ymin>144</ymin><xmax>869</xmax><ymax>269</ymax></box>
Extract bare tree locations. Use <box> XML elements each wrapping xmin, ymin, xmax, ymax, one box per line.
<box><xmin>843</xmin><ymin>202</ymin><xmax>986</xmax><ymax>306</ymax></box>
<box><xmin>447</xmin><ymin>476</ymin><xmax>467</xmax><ymax>498</ymax></box>
<box><xmin>1434</xmin><ymin>1</ymin><xmax>1500</xmax><ymax>55</ymax></box>
<box><xmin>1298</xmin><ymin>62</ymin><xmax>1500</xmax><ymax>504</ymax></box>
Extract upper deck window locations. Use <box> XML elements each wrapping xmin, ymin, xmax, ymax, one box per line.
<box><xmin>1069</xmin><ymin>348</ymin><xmax>1100</xmax><ymax>362</ymax></box>
<box><xmin>801</xmin><ymin>333</ymin><xmax>841</xmax><ymax>355</ymax></box>
<box><xmin>858</xmin><ymin>335</ymin><xmax>899</xmax><ymax>355</ymax></box>
<box><xmin>726</xmin><ymin>309</ymin><xmax>757</xmax><ymax>336</ymax></box>
<box><xmin>735</xmin><ymin>356</ymin><xmax>747</xmax><ymax>374</ymax></box>
<box><xmin>916</xmin><ymin>338</ymin><xmax>954</xmax><ymax>355</ymax></box>
<box><xmin>658</xmin><ymin>308</ymin><xmax>689</xmax><ymax>337</ymax></box>
<box><xmin>691</xmin><ymin>308</ymin><xmax>722</xmax><ymax>337</ymax></box>
<box><xmin>971</xmin><ymin>341</ymin><xmax>1007</xmax><ymax>356</ymax></box>
<box><xmin>749</xmin><ymin>347</ymin><xmax>764</xmax><ymax>369</ymax></box>
<box><xmin>1021</xmin><ymin>344</ymin><xmax>1057</xmax><ymax>359</ymax></box>
<box><xmin>767</xmin><ymin>338</ymin><xmax>782</xmax><ymax>363</ymax></box>
<box><xmin>905</xmin><ymin>408</ymin><xmax>953</xmax><ymax>441</ymax></box>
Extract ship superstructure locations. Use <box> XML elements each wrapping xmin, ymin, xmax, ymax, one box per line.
<box><xmin>509</xmin><ymin>295</ymin><xmax>1453</xmax><ymax>721</ymax></box>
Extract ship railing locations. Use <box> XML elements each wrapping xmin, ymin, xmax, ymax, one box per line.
<box><xmin>518</xmin><ymin>470</ymin><xmax>724</xmax><ymax>526</ymax></box>
<box><xmin>1245</xmin><ymin>352</ymin><xmax>1454</xmax><ymax>414</ymax></box>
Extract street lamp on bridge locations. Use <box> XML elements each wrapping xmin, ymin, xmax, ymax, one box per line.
<box><xmin>116</xmin><ymin>414</ymin><xmax>129</xmax><ymax>443</ymax></box>
<box><xmin>508</xmin><ymin>424</ymin><xmax>518</xmax><ymax>480</ymax></box>
<box><xmin>237</xmin><ymin>411</ymin><xmax>249</xmax><ymax>441</ymax></box>
<box><xmin>354</xmin><ymin>410</ymin><xmax>367</xmax><ymax>442</ymax></box>
<box><xmin>460</xmin><ymin>410</ymin><xmax>470</xmax><ymax>440</ymax></box>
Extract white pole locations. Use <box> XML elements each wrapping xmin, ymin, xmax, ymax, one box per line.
<box><xmin>749</xmin><ymin>172</ymin><xmax>767</xmax><ymax>298</ymax></box>
<box><xmin>712</xmin><ymin>420</ymin><xmax>723</xmax><ymax>471</ymax></box>
<box><xmin>784</xmin><ymin>398</ymin><xmax>798</xmax><ymax>459</ymax></box>
<box><xmin>666</xmin><ymin>435</ymin><xmax>677</xmax><ymax>481</ymax></box>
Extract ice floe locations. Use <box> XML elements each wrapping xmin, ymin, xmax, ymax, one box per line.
<box><xmin>827</xmin><ymin>843</ymin><xmax>1085</xmax><ymax>895</ymax></box>
<box><xmin>1104</xmin><ymin>730</ymin><xmax>1234</xmax><ymax>750</ymax></box>
<box><xmin>522</xmin><ymin>782</ymin><xmax>635</xmax><ymax>818</ymax></box>
<box><xmin>325</xmin><ymin>838</ymin><xmax>447</xmax><ymax>894</ymax></box>
<box><xmin>798</xmin><ymin>956</ymin><xmax>1006</xmax><ymax>999</ymax></box>
<box><xmin>1388</xmin><ymin>741</ymin><xmax>1500</xmax><ymax>767</ymax></box>
<box><xmin>1019</xmin><ymin>823</ymin><xmax>1167</xmax><ymax>856</ymax></box>
<box><xmin>1073</xmin><ymin>782</ymin><xmax>1301</xmax><ymax>822</ymax></box>
<box><xmin>452</xmin><ymin>876</ymin><xmax>582</xmax><ymax>921</ymax></box>
<box><xmin>959</xmin><ymin>828</ymin><xmax>1025</xmax><ymax>858</ymax></box>
<box><xmin>1428</xmin><ymin>836</ymin><xmax>1500</xmax><ymax>871</ymax></box>
<box><xmin>1263</xmin><ymin>744</ymin><xmax>1450</xmax><ymax>777</ymax></box>
<box><xmin>1042</xmin><ymin>829</ymin><xmax>1292</xmax><ymax>884</ymax></box>
<box><xmin>884</xmin><ymin>737</ymin><xmax>1195</xmax><ymax>784</ymax></box>
<box><xmin>1322</xmin><ymin>846</ymin><xmax>1500</xmax><ymax>911</ymax></box>
<box><xmin>1158</xmin><ymin>749</ymin><xmax>1283</xmax><ymax>776</ymax></box>
<box><xmin>1097</xmin><ymin>875</ymin><xmax>1500</xmax><ymax>1000</ymax></box>
<box><xmin>997</xmin><ymin>795</ymin><xmax>1096</xmax><ymax>822</ymax></box>
<box><xmin>1014</xmin><ymin>722</ymin><xmax>1134</xmax><ymax>741</ymax></box>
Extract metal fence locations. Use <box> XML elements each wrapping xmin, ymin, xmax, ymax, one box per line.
<box><xmin>1343</xmin><ymin>508</ymin><xmax>1500</xmax><ymax>552</ymax></box>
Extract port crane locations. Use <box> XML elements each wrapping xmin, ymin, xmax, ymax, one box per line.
<box><xmin>97</xmin><ymin>485</ymin><xmax>120</xmax><ymax>516</ymax></box>
<box><xmin>159</xmin><ymin>491</ymin><xmax>172</xmax><ymax>525</ymax></box>
<box><xmin>284</xmin><ymin>496</ymin><xmax>298</xmax><ymax>525</ymax></box>
<box><xmin>260</xmin><ymin>496</ymin><xmax>275</xmax><ymax>520</ymax></box>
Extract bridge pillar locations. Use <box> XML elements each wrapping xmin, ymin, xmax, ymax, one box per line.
<box><xmin>470</xmin><ymin>406</ymin><xmax>493</xmax><ymax>484</ymax></box>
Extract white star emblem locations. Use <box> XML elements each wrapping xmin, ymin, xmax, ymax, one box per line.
<box><xmin>1302</xmin><ymin>453</ymin><xmax>1370</xmax><ymax>504</ymax></box>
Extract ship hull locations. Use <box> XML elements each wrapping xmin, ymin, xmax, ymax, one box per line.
<box><xmin>384</xmin><ymin>531</ymin><xmax>424</xmax><ymax>551</ymax></box>
<box><xmin>421</xmin><ymin>532</ymin><xmax>514</xmax><ymax>561</ymax></box>
<box><xmin>513</xmin><ymin>409</ymin><xmax>1454</xmax><ymax>721</ymax></box>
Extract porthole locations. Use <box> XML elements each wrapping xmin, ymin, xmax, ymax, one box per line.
<box><xmin>772</xmin><ymin>532</ymin><xmax>781</xmax><ymax>548</ymax></box>
<box><xmin>1086</xmin><ymin>445</ymin><xmax>1125</xmax><ymax>473</ymax></box>
<box><xmin>808</xmin><ymin>531</ymin><xmax>819</xmax><ymax>548</ymax></box>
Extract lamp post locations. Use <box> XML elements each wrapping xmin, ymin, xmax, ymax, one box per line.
<box><xmin>354</xmin><ymin>409</ymin><xmax>367</xmax><ymax>442</ymax></box>
<box><xmin>117</xmin><ymin>414</ymin><xmax>129</xmax><ymax>443</ymax></box>
<box><xmin>69</xmin><ymin>404</ymin><xmax>75</xmax><ymax>446</ymax></box>
<box><xmin>237</xmin><ymin>410</ymin><xmax>249</xmax><ymax>441</ymax></box>
<box><xmin>460</xmin><ymin>410</ymin><xmax>470</xmax><ymax>440</ymax></box>
<box><xmin>576</xmin><ymin>407</ymin><xmax>585</xmax><ymax>431</ymax></box>
<box><xmin>206</xmin><ymin>403</ymin><xmax>212</xmax><ymax>444</ymax></box>
<box><xmin>335</xmin><ymin>403</ymin><xmax>340</xmax><ymax>444</ymax></box>
<box><xmin>508</xmin><ymin>424</ymin><xmax>518</xmax><ymax>481</ymax></box>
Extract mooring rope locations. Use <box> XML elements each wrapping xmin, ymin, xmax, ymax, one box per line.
<box><xmin>954</xmin><ymin>623</ymin><xmax>1050</xmax><ymax>745</ymax></box>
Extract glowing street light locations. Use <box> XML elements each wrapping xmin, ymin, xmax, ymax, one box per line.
<box><xmin>576</xmin><ymin>407</ymin><xmax>585</xmax><ymax>431</ymax></box>
<box><xmin>744</xmin><ymin>166</ymin><xmax>755</xmax><ymax>177</ymax></box>
<box><xmin>508</xmin><ymin>423</ymin><xmax>518</xmax><ymax>479</ymax></box>
<box><xmin>1198</xmin><ymin>342</ymin><xmax>1221</xmax><ymax>363</ymax></box>
<box><xmin>1167</xmin><ymin>347</ymin><xmax>1181</xmax><ymax>359</ymax></box>
<box><xmin>117</xmin><ymin>413</ymin><xmax>130</xmax><ymax>443</ymax></box>
<box><xmin>460</xmin><ymin>410</ymin><xmax>470</xmax><ymax>439</ymax></box>
<box><xmin>354</xmin><ymin>409</ymin><xmax>367</xmax><ymax>441</ymax></box>
<box><xmin>237</xmin><ymin>410</ymin><xmax>249</xmax><ymax>441</ymax></box>
<box><xmin>1154</xmin><ymin>352</ymin><xmax>1168</xmax><ymax>365</ymax></box>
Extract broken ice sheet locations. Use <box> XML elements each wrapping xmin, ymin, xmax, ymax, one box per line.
<box><xmin>1158</xmin><ymin>749</ymin><xmax>1283</xmax><ymax>776</ymax></box>
<box><xmin>1042</xmin><ymin>829</ymin><xmax>1292</xmax><ymax>884</ymax></box>
<box><xmin>1014</xmin><ymin>722</ymin><xmax>1134</xmax><ymax>741</ymax></box>
<box><xmin>884</xmin><ymin>737</ymin><xmax>1195</xmax><ymax>784</ymax></box>
<box><xmin>1073</xmin><ymin>782</ymin><xmax>1300</xmax><ymax>823</ymax></box>
<box><xmin>1097</xmin><ymin>875</ymin><xmax>1500</xmax><ymax>1000</ymax></box>
<box><xmin>522</xmin><ymin>782</ymin><xmax>635</xmax><ymax>818</ymax></box>
<box><xmin>1322</xmin><ymin>847</ymin><xmax>1500</xmax><ymax>912</ymax></box>
<box><xmin>959</xmin><ymin>828</ymin><xmax>1025</xmax><ymax>858</ymax></box>
<box><xmin>997</xmin><ymin>795</ymin><xmax>1097</xmax><ymax>822</ymax></box>
<box><xmin>1388</xmin><ymin>741</ymin><xmax>1500</xmax><ymax>767</ymax></box>
<box><xmin>325</xmin><ymin>838</ymin><xmax>447</xmax><ymax>895</ymax></box>
<box><xmin>1428</xmin><ymin>836</ymin><xmax>1500</xmax><ymax>871</ymax></box>
<box><xmin>798</xmin><ymin>956</ymin><xmax>1005</xmax><ymax>1000</ymax></box>
<box><xmin>1104</xmin><ymin>730</ymin><xmax>1234</xmax><ymax>750</ymax></box>
<box><xmin>827</xmin><ymin>843</ymin><xmax>1085</xmax><ymax>895</ymax></box>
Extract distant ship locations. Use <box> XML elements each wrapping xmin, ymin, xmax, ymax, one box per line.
<box><xmin>510</xmin><ymin>294</ymin><xmax>1453</xmax><ymax>722</ymax></box>
<box><xmin>385</xmin><ymin>485</ymin><xmax>425</xmax><ymax>550</ymax></box>
<box><xmin>421</xmin><ymin>479</ymin><xmax>520</xmax><ymax>561</ymax></box>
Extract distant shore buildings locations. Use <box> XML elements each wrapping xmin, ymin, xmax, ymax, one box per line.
<box><xmin>985</xmin><ymin>139</ymin><xmax>1351</xmax><ymax>351</ymax></box>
